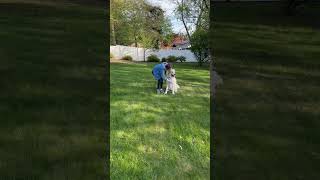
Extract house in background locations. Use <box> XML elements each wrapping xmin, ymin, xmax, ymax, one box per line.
<box><xmin>161</xmin><ymin>34</ymin><xmax>191</xmax><ymax>50</ymax></box>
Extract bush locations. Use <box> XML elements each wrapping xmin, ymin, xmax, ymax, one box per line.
<box><xmin>176</xmin><ymin>56</ymin><xmax>186</xmax><ymax>62</ymax></box>
<box><xmin>122</xmin><ymin>55</ymin><xmax>133</xmax><ymax>61</ymax></box>
<box><xmin>190</xmin><ymin>28</ymin><xmax>209</xmax><ymax>66</ymax></box>
<box><xmin>110</xmin><ymin>53</ymin><xmax>114</xmax><ymax>59</ymax></box>
<box><xmin>167</xmin><ymin>55</ymin><xmax>177</xmax><ymax>62</ymax></box>
<box><xmin>147</xmin><ymin>54</ymin><xmax>160</xmax><ymax>62</ymax></box>
<box><xmin>161</xmin><ymin>57</ymin><xmax>167</xmax><ymax>62</ymax></box>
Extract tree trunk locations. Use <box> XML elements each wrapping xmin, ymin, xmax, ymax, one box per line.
<box><xmin>134</xmin><ymin>35</ymin><xmax>138</xmax><ymax>47</ymax></box>
<box><xmin>133</xmin><ymin>30</ymin><xmax>138</xmax><ymax>47</ymax></box>
<box><xmin>181</xmin><ymin>0</ymin><xmax>192</xmax><ymax>43</ymax></box>
<box><xmin>111</xmin><ymin>20</ymin><xmax>117</xmax><ymax>45</ymax></box>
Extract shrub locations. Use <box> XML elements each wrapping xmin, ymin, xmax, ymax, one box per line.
<box><xmin>167</xmin><ymin>55</ymin><xmax>177</xmax><ymax>62</ymax></box>
<box><xmin>161</xmin><ymin>57</ymin><xmax>167</xmax><ymax>62</ymax></box>
<box><xmin>110</xmin><ymin>53</ymin><xmax>114</xmax><ymax>59</ymax></box>
<box><xmin>122</xmin><ymin>55</ymin><xmax>133</xmax><ymax>61</ymax></box>
<box><xmin>147</xmin><ymin>54</ymin><xmax>160</xmax><ymax>62</ymax></box>
<box><xmin>190</xmin><ymin>28</ymin><xmax>209</xmax><ymax>66</ymax></box>
<box><xmin>176</xmin><ymin>56</ymin><xmax>186</xmax><ymax>62</ymax></box>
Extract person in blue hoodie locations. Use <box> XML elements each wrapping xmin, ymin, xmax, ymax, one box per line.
<box><xmin>152</xmin><ymin>62</ymin><xmax>171</xmax><ymax>94</ymax></box>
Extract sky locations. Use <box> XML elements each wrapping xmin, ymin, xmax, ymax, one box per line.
<box><xmin>146</xmin><ymin>0</ymin><xmax>185</xmax><ymax>34</ymax></box>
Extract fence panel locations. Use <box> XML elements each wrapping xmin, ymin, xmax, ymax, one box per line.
<box><xmin>110</xmin><ymin>45</ymin><xmax>197</xmax><ymax>62</ymax></box>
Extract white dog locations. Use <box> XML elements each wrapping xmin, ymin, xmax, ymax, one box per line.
<box><xmin>165</xmin><ymin>68</ymin><xmax>180</xmax><ymax>95</ymax></box>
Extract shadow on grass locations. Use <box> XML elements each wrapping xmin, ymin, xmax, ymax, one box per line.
<box><xmin>110</xmin><ymin>63</ymin><xmax>210</xmax><ymax>179</ymax></box>
<box><xmin>0</xmin><ymin>1</ymin><xmax>107</xmax><ymax>179</ymax></box>
<box><xmin>212</xmin><ymin>3</ymin><xmax>320</xmax><ymax>179</ymax></box>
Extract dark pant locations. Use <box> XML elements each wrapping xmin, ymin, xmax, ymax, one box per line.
<box><xmin>157</xmin><ymin>78</ymin><xmax>163</xmax><ymax>89</ymax></box>
<box><xmin>152</xmin><ymin>70</ymin><xmax>163</xmax><ymax>89</ymax></box>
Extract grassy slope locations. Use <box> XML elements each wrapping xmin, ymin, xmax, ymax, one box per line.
<box><xmin>213</xmin><ymin>2</ymin><xmax>320</xmax><ymax>180</ymax></box>
<box><xmin>110</xmin><ymin>63</ymin><xmax>210</xmax><ymax>179</ymax></box>
<box><xmin>0</xmin><ymin>1</ymin><xmax>107</xmax><ymax>179</ymax></box>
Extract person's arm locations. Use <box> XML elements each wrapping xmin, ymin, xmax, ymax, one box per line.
<box><xmin>161</xmin><ymin>69</ymin><xmax>167</xmax><ymax>81</ymax></box>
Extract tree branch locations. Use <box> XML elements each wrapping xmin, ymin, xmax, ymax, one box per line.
<box><xmin>181</xmin><ymin>0</ymin><xmax>192</xmax><ymax>42</ymax></box>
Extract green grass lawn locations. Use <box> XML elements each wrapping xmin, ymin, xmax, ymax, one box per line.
<box><xmin>110</xmin><ymin>62</ymin><xmax>210</xmax><ymax>179</ymax></box>
<box><xmin>213</xmin><ymin>2</ymin><xmax>320</xmax><ymax>179</ymax></box>
<box><xmin>0</xmin><ymin>1</ymin><xmax>107</xmax><ymax>178</ymax></box>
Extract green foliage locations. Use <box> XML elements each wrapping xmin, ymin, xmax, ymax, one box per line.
<box><xmin>110</xmin><ymin>0</ymin><xmax>174</xmax><ymax>49</ymax></box>
<box><xmin>166</xmin><ymin>55</ymin><xmax>177</xmax><ymax>62</ymax></box>
<box><xmin>161</xmin><ymin>57</ymin><xmax>167</xmax><ymax>62</ymax></box>
<box><xmin>174</xmin><ymin>0</ymin><xmax>209</xmax><ymax>35</ymax></box>
<box><xmin>160</xmin><ymin>17</ymin><xmax>174</xmax><ymax>46</ymax></box>
<box><xmin>190</xmin><ymin>28</ymin><xmax>209</xmax><ymax>66</ymax></box>
<box><xmin>110</xmin><ymin>53</ymin><xmax>114</xmax><ymax>59</ymax></box>
<box><xmin>176</xmin><ymin>56</ymin><xmax>186</xmax><ymax>62</ymax></box>
<box><xmin>174</xmin><ymin>0</ymin><xmax>209</xmax><ymax>66</ymax></box>
<box><xmin>122</xmin><ymin>55</ymin><xmax>133</xmax><ymax>61</ymax></box>
<box><xmin>147</xmin><ymin>54</ymin><xmax>160</xmax><ymax>62</ymax></box>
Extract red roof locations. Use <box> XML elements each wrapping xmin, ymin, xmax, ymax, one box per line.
<box><xmin>172</xmin><ymin>35</ymin><xmax>186</xmax><ymax>45</ymax></box>
<box><xmin>161</xmin><ymin>34</ymin><xmax>188</xmax><ymax>49</ymax></box>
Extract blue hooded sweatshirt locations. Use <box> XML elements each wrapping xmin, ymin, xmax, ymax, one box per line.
<box><xmin>152</xmin><ymin>63</ymin><xmax>167</xmax><ymax>80</ymax></box>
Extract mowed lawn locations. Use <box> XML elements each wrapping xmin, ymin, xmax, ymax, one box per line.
<box><xmin>213</xmin><ymin>2</ymin><xmax>320</xmax><ymax>180</ymax></box>
<box><xmin>0</xmin><ymin>1</ymin><xmax>107</xmax><ymax>179</ymax></box>
<box><xmin>110</xmin><ymin>62</ymin><xmax>210</xmax><ymax>179</ymax></box>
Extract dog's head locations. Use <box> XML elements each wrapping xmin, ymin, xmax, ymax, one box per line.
<box><xmin>170</xmin><ymin>69</ymin><xmax>176</xmax><ymax>77</ymax></box>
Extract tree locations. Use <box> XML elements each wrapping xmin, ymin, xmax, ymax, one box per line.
<box><xmin>110</xmin><ymin>0</ymin><xmax>173</xmax><ymax>51</ymax></box>
<box><xmin>110</xmin><ymin>0</ymin><xmax>135</xmax><ymax>45</ymax></box>
<box><xmin>190</xmin><ymin>28</ymin><xmax>209</xmax><ymax>66</ymax></box>
<box><xmin>174</xmin><ymin>0</ymin><xmax>210</xmax><ymax>66</ymax></box>
<box><xmin>144</xmin><ymin>4</ymin><xmax>166</xmax><ymax>49</ymax></box>
<box><xmin>161</xmin><ymin>18</ymin><xmax>174</xmax><ymax>47</ymax></box>
<box><xmin>110</xmin><ymin>0</ymin><xmax>119</xmax><ymax>45</ymax></box>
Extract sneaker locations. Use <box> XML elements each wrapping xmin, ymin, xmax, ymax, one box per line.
<box><xmin>160</xmin><ymin>89</ymin><xmax>164</xmax><ymax>93</ymax></box>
